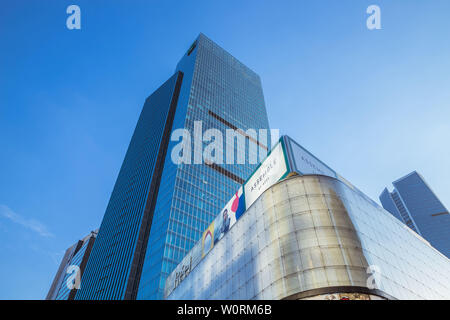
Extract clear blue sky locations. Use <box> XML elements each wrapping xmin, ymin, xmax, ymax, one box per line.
<box><xmin>1</xmin><ymin>0</ymin><xmax>449</xmax><ymax>299</ymax></box>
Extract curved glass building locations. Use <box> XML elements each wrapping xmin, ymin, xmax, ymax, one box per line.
<box><xmin>165</xmin><ymin>137</ymin><xmax>450</xmax><ymax>300</ymax></box>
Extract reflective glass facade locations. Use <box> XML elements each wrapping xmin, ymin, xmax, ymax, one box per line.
<box><xmin>166</xmin><ymin>175</ymin><xmax>450</xmax><ymax>300</ymax></box>
<box><xmin>379</xmin><ymin>188</ymin><xmax>404</xmax><ymax>223</ymax></box>
<box><xmin>55</xmin><ymin>240</ymin><xmax>91</xmax><ymax>300</ymax></box>
<box><xmin>75</xmin><ymin>34</ymin><xmax>271</xmax><ymax>300</ymax></box>
<box><xmin>165</xmin><ymin>137</ymin><xmax>450</xmax><ymax>300</ymax></box>
<box><xmin>380</xmin><ymin>171</ymin><xmax>450</xmax><ymax>258</ymax></box>
<box><xmin>46</xmin><ymin>230</ymin><xmax>97</xmax><ymax>300</ymax></box>
<box><xmin>137</xmin><ymin>34</ymin><xmax>271</xmax><ymax>299</ymax></box>
<box><xmin>75</xmin><ymin>72</ymin><xmax>184</xmax><ymax>300</ymax></box>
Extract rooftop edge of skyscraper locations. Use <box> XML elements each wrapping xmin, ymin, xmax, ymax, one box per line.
<box><xmin>176</xmin><ymin>33</ymin><xmax>262</xmax><ymax>85</ymax></box>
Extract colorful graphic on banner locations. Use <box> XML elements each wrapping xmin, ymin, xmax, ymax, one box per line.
<box><xmin>213</xmin><ymin>187</ymin><xmax>245</xmax><ymax>245</ymax></box>
<box><xmin>201</xmin><ymin>222</ymin><xmax>215</xmax><ymax>258</ymax></box>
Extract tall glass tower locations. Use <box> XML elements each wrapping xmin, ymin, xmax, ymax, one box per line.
<box><xmin>380</xmin><ymin>171</ymin><xmax>450</xmax><ymax>258</ymax></box>
<box><xmin>46</xmin><ymin>230</ymin><xmax>98</xmax><ymax>300</ymax></box>
<box><xmin>75</xmin><ymin>34</ymin><xmax>271</xmax><ymax>300</ymax></box>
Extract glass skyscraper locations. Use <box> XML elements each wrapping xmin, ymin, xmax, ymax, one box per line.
<box><xmin>46</xmin><ymin>230</ymin><xmax>97</xmax><ymax>300</ymax></box>
<box><xmin>75</xmin><ymin>34</ymin><xmax>271</xmax><ymax>300</ymax></box>
<box><xmin>380</xmin><ymin>171</ymin><xmax>450</xmax><ymax>258</ymax></box>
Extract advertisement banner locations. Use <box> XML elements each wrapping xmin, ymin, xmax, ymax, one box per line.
<box><xmin>201</xmin><ymin>187</ymin><xmax>245</xmax><ymax>258</ymax></box>
<box><xmin>287</xmin><ymin>138</ymin><xmax>337</xmax><ymax>178</ymax></box>
<box><xmin>213</xmin><ymin>187</ymin><xmax>245</xmax><ymax>245</ymax></box>
<box><xmin>244</xmin><ymin>142</ymin><xmax>288</xmax><ymax>209</ymax></box>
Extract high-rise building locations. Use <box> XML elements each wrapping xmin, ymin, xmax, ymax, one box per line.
<box><xmin>380</xmin><ymin>171</ymin><xmax>450</xmax><ymax>258</ymax></box>
<box><xmin>75</xmin><ymin>34</ymin><xmax>271</xmax><ymax>300</ymax></box>
<box><xmin>46</xmin><ymin>230</ymin><xmax>97</xmax><ymax>300</ymax></box>
<box><xmin>164</xmin><ymin>137</ymin><xmax>450</xmax><ymax>300</ymax></box>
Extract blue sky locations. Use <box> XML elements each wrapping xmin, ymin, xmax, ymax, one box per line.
<box><xmin>1</xmin><ymin>0</ymin><xmax>449</xmax><ymax>299</ymax></box>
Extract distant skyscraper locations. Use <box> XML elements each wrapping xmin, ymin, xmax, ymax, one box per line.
<box><xmin>380</xmin><ymin>171</ymin><xmax>450</xmax><ymax>258</ymax></box>
<box><xmin>75</xmin><ymin>34</ymin><xmax>271</xmax><ymax>300</ymax></box>
<box><xmin>46</xmin><ymin>230</ymin><xmax>97</xmax><ymax>300</ymax></box>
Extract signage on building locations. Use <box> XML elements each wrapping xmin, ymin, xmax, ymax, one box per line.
<box><xmin>174</xmin><ymin>256</ymin><xmax>192</xmax><ymax>289</ymax></box>
<box><xmin>243</xmin><ymin>142</ymin><xmax>289</xmax><ymax>209</ymax></box>
<box><xmin>287</xmin><ymin>139</ymin><xmax>337</xmax><ymax>178</ymax></box>
<box><xmin>201</xmin><ymin>187</ymin><xmax>245</xmax><ymax>258</ymax></box>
